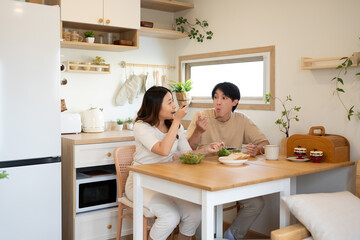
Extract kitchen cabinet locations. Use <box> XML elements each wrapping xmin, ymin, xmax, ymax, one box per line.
<box><xmin>61</xmin><ymin>131</ymin><xmax>135</xmax><ymax>240</ymax></box>
<box><xmin>61</xmin><ymin>0</ymin><xmax>140</xmax><ymax>29</ymax></box>
<box><xmin>60</xmin><ymin>0</ymin><xmax>139</xmax><ymax>52</ymax></box>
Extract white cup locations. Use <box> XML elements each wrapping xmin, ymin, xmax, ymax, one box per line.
<box><xmin>264</xmin><ymin>145</ymin><xmax>280</xmax><ymax>160</ymax></box>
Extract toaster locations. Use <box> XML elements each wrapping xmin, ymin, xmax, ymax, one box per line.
<box><xmin>61</xmin><ymin>112</ymin><xmax>81</xmax><ymax>134</ymax></box>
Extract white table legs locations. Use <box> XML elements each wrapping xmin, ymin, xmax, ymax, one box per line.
<box><xmin>133</xmin><ymin>172</ymin><xmax>143</xmax><ymax>240</ymax></box>
<box><xmin>132</xmin><ymin>173</ymin><xmax>293</xmax><ymax>240</ymax></box>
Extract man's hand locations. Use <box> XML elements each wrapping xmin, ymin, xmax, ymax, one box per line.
<box><xmin>246</xmin><ymin>143</ymin><xmax>259</xmax><ymax>157</ymax></box>
<box><xmin>195</xmin><ymin>112</ymin><xmax>208</xmax><ymax>133</ymax></box>
<box><xmin>205</xmin><ymin>141</ymin><xmax>225</xmax><ymax>153</ymax></box>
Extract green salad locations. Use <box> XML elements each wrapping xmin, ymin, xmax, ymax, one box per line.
<box><xmin>180</xmin><ymin>153</ymin><xmax>205</xmax><ymax>164</ymax></box>
<box><xmin>217</xmin><ymin>147</ymin><xmax>231</xmax><ymax>157</ymax></box>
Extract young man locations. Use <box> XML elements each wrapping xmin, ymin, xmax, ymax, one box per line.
<box><xmin>186</xmin><ymin>82</ymin><xmax>270</xmax><ymax>240</ymax></box>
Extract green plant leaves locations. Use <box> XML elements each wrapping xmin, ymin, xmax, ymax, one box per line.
<box><xmin>0</xmin><ymin>170</ymin><xmax>9</xmax><ymax>179</ymax></box>
<box><xmin>332</xmin><ymin>54</ymin><xmax>359</xmax><ymax>121</ymax></box>
<box><xmin>175</xmin><ymin>17</ymin><xmax>213</xmax><ymax>42</ymax></box>
<box><xmin>168</xmin><ymin>79</ymin><xmax>192</xmax><ymax>92</ymax></box>
<box><xmin>265</xmin><ymin>93</ymin><xmax>301</xmax><ymax>138</ymax></box>
<box><xmin>336</xmin><ymin>88</ymin><xmax>345</xmax><ymax>93</ymax></box>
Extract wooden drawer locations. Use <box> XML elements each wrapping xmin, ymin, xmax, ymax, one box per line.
<box><xmin>75</xmin><ymin>207</ymin><xmax>118</xmax><ymax>240</ymax></box>
<box><xmin>74</xmin><ymin>141</ymin><xmax>134</xmax><ymax>168</ymax></box>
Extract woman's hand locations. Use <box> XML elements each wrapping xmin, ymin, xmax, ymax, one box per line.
<box><xmin>174</xmin><ymin>104</ymin><xmax>188</xmax><ymax>121</ymax></box>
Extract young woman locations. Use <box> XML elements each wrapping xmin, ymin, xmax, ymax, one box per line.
<box><xmin>125</xmin><ymin>86</ymin><xmax>222</xmax><ymax>240</ymax></box>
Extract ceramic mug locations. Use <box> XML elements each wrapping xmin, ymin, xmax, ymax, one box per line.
<box><xmin>71</xmin><ymin>33</ymin><xmax>83</xmax><ymax>42</ymax></box>
<box><xmin>264</xmin><ymin>145</ymin><xmax>280</xmax><ymax>160</ymax></box>
<box><xmin>63</xmin><ymin>31</ymin><xmax>71</xmax><ymax>41</ymax></box>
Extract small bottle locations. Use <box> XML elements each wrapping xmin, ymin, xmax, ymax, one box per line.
<box><xmin>98</xmin><ymin>34</ymin><xmax>104</xmax><ymax>44</ymax></box>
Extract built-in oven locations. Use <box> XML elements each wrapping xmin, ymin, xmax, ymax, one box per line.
<box><xmin>76</xmin><ymin>167</ymin><xmax>117</xmax><ymax>213</ymax></box>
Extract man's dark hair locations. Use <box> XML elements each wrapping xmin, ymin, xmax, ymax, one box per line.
<box><xmin>211</xmin><ymin>82</ymin><xmax>241</xmax><ymax>112</ymax></box>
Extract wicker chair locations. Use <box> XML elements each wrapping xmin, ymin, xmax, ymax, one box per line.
<box><xmin>114</xmin><ymin>145</ymin><xmax>175</xmax><ymax>240</ymax></box>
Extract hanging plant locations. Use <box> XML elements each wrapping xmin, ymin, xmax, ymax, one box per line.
<box><xmin>332</xmin><ymin>52</ymin><xmax>360</xmax><ymax>120</ymax></box>
<box><xmin>175</xmin><ymin>17</ymin><xmax>213</xmax><ymax>43</ymax></box>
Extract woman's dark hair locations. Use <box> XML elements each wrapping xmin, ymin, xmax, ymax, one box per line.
<box><xmin>211</xmin><ymin>82</ymin><xmax>241</xmax><ymax>112</ymax></box>
<box><xmin>136</xmin><ymin>86</ymin><xmax>173</xmax><ymax>130</ymax></box>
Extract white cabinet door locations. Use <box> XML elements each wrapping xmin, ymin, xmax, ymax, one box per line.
<box><xmin>74</xmin><ymin>141</ymin><xmax>135</xmax><ymax>168</ymax></box>
<box><xmin>104</xmin><ymin>0</ymin><xmax>140</xmax><ymax>29</ymax></box>
<box><xmin>61</xmin><ymin>0</ymin><xmax>103</xmax><ymax>25</ymax></box>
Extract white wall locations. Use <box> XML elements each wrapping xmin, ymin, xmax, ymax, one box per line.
<box><xmin>174</xmin><ymin>0</ymin><xmax>360</xmax><ymax>234</ymax></box>
<box><xmin>61</xmin><ymin>36</ymin><xmax>176</xmax><ymax>122</ymax></box>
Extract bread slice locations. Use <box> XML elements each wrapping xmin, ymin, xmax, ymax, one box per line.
<box><xmin>220</xmin><ymin>152</ymin><xmax>250</xmax><ymax>160</ymax></box>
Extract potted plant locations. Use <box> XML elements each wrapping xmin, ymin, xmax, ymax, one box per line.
<box><xmin>265</xmin><ymin>93</ymin><xmax>301</xmax><ymax>138</ymax></box>
<box><xmin>125</xmin><ymin>117</ymin><xmax>134</xmax><ymax>130</ymax></box>
<box><xmin>116</xmin><ymin>119</ymin><xmax>123</xmax><ymax>131</ymax></box>
<box><xmin>175</xmin><ymin>17</ymin><xmax>213</xmax><ymax>42</ymax></box>
<box><xmin>84</xmin><ymin>31</ymin><xmax>95</xmax><ymax>43</ymax></box>
<box><xmin>265</xmin><ymin>93</ymin><xmax>301</xmax><ymax>154</ymax></box>
<box><xmin>168</xmin><ymin>79</ymin><xmax>193</xmax><ymax>105</ymax></box>
<box><xmin>93</xmin><ymin>56</ymin><xmax>106</xmax><ymax>71</ymax></box>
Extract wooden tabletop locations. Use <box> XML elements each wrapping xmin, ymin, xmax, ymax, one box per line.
<box><xmin>61</xmin><ymin>130</ymin><xmax>135</xmax><ymax>145</ymax></box>
<box><xmin>128</xmin><ymin>154</ymin><xmax>354</xmax><ymax>191</ymax></box>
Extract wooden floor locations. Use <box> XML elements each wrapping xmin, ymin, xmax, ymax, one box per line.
<box><xmin>119</xmin><ymin>230</ymin><xmax>269</xmax><ymax>239</ymax></box>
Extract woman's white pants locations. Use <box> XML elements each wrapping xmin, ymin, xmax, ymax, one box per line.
<box><xmin>126</xmin><ymin>172</ymin><xmax>201</xmax><ymax>240</ymax></box>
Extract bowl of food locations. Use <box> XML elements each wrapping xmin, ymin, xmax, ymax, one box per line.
<box><xmin>179</xmin><ymin>153</ymin><xmax>205</xmax><ymax>164</ymax></box>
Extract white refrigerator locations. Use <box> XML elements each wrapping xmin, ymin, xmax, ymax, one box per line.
<box><xmin>0</xmin><ymin>1</ymin><xmax>61</xmax><ymax>239</ymax></box>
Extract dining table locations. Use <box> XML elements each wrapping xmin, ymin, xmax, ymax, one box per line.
<box><xmin>128</xmin><ymin>154</ymin><xmax>354</xmax><ymax>240</ymax></box>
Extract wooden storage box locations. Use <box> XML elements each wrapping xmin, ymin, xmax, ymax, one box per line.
<box><xmin>287</xmin><ymin>126</ymin><xmax>350</xmax><ymax>163</ymax></box>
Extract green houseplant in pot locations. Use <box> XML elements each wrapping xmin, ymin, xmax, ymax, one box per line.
<box><xmin>265</xmin><ymin>93</ymin><xmax>301</xmax><ymax>154</ymax></box>
<box><xmin>93</xmin><ymin>56</ymin><xmax>106</xmax><ymax>71</ymax></box>
<box><xmin>168</xmin><ymin>79</ymin><xmax>193</xmax><ymax>106</ymax></box>
<box><xmin>125</xmin><ymin>117</ymin><xmax>134</xmax><ymax>130</ymax></box>
<box><xmin>116</xmin><ymin>119</ymin><xmax>123</xmax><ymax>131</ymax></box>
<box><xmin>84</xmin><ymin>31</ymin><xmax>95</xmax><ymax>43</ymax></box>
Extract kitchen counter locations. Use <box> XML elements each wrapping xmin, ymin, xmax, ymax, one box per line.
<box><xmin>61</xmin><ymin>130</ymin><xmax>135</xmax><ymax>145</ymax></box>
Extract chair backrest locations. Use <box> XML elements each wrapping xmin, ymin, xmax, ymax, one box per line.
<box><xmin>114</xmin><ymin>145</ymin><xmax>136</xmax><ymax>198</ymax></box>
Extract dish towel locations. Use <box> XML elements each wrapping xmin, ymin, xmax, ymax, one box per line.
<box><xmin>115</xmin><ymin>74</ymin><xmax>147</xmax><ymax>106</ymax></box>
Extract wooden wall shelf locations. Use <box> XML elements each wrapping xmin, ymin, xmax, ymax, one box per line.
<box><xmin>61</xmin><ymin>41</ymin><xmax>139</xmax><ymax>52</ymax></box>
<box><xmin>141</xmin><ymin>0</ymin><xmax>194</xmax><ymax>12</ymax></box>
<box><xmin>301</xmin><ymin>56</ymin><xmax>357</xmax><ymax>70</ymax></box>
<box><xmin>64</xmin><ymin>61</ymin><xmax>111</xmax><ymax>73</ymax></box>
<box><xmin>139</xmin><ymin>27</ymin><xmax>188</xmax><ymax>39</ymax></box>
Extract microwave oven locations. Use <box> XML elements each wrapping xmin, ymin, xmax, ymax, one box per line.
<box><xmin>76</xmin><ymin>169</ymin><xmax>118</xmax><ymax>213</ymax></box>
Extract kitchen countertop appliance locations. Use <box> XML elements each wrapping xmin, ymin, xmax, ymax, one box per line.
<box><xmin>61</xmin><ymin>112</ymin><xmax>82</xmax><ymax>134</ymax></box>
<box><xmin>0</xmin><ymin>1</ymin><xmax>61</xmax><ymax>239</ymax></box>
<box><xmin>82</xmin><ymin>107</ymin><xmax>105</xmax><ymax>132</ymax></box>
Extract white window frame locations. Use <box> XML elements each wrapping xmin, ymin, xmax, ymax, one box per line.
<box><xmin>178</xmin><ymin>45</ymin><xmax>275</xmax><ymax>111</ymax></box>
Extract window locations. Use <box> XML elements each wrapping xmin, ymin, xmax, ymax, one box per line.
<box><xmin>179</xmin><ymin>46</ymin><xmax>275</xmax><ymax>110</ymax></box>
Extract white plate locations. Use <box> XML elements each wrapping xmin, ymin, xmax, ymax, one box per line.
<box><xmin>218</xmin><ymin>157</ymin><xmax>248</xmax><ymax>166</ymax></box>
<box><xmin>286</xmin><ymin>156</ymin><xmax>310</xmax><ymax>162</ymax></box>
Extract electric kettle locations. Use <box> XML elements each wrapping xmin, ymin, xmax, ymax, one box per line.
<box><xmin>82</xmin><ymin>107</ymin><xmax>105</xmax><ymax>132</ymax></box>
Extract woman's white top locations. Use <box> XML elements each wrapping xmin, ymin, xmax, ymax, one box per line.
<box><xmin>133</xmin><ymin>121</ymin><xmax>192</xmax><ymax>165</ymax></box>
